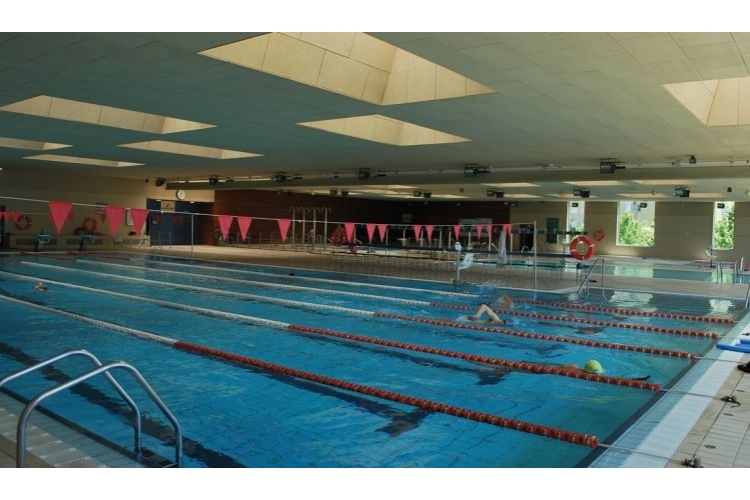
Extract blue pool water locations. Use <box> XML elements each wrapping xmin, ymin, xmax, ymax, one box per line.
<box><xmin>0</xmin><ymin>252</ymin><xmax>740</xmax><ymax>467</ymax></box>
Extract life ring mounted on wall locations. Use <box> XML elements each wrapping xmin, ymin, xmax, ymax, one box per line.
<box><xmin>330</xmin><ymin>226</ymin><xmax>347</xmax><ymax>247</ymax></box>
<box><xmin>570</xmin><ymin>235</ymin><xmax>595</xmax><ymax>261</ymax></box>
<box><xmin>82</xmin><ymin>216</ymin><xmax>98</xmax><ymax>233</ymax></box>
<box><xmin>14</xmin><ymin>214</ymin><xmax>32</xmax><ymax>232</ymax></box>
<box><xmin>592</xmin><ymin>230</ymin><xmax>606</xmax><ymax>242</ymax></box>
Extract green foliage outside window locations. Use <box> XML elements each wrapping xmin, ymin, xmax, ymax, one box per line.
<box><xmin>617</xmin><ymin>212</ymin><xmax>654</xmax><ymax>246</ymax></box>
<box><xmin>713</xmin><ymin>205</ymin><xmax>734</xmax><ymax>249</ymax></box>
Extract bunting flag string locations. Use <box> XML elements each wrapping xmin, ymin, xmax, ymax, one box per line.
<box><xmin>453</xmin><ymin>224</ymin><xmax>461</xmax><ymax>240</ymax></box>
<box><xmin>217</xmin><ymin>215</ymin><xmax>234</xmax><ymax>240</ymax></box>
<box><xmin>366</xmin><ymin>223</ymin><xmax>376</xmax><ymax>244</ymax></box>
<box><xmin>377</xmin><ymin>223</ymin><xmax>388</xmax><ymax>242</ymax></box>
<box><xmin>104</xmin><ymin>206</ymin><xmax>126</xmax><ymax>236</ymax></box>
<box><xmin>277</xmin><ymin>218</ymin><xmax>291</xmax><ymax>241</ymax></box>
<box><xmin>48</xmin><ymin>200</ymin><xmax>73</xmax><ymax>234</ymax></box>
<box><xmin>129</xmin><ymin>208</ymin><xmax>149</xmax><ymax>235</ymax></box>
<box><xmin>237</xmin><ymin>216</ymin><xmax>252</xmax><ymax>242</ymax></box>
<box><xmin>425</xmin><ymin>224</ymin><xmax>434</xmax><ymax>241</ymax></box>
<box><xmin>344</xmin><ymin>222</ymin><xmax>356</xmax><ymax>243</ymax></box>
<box><xmin>476</xmin><ymin>224</ymin><xmax>483</xmax><ymax>239</ymax></box>
<box><xmin>413</xmin><ymin>224</ymin><xmax>422</xmax><ymax>241</ymax></box>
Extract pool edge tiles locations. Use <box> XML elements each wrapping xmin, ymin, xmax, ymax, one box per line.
<box><xmin>589</xmin><ymin>310</ymin><xmax>750</xmax><ymax>468</ymax></box>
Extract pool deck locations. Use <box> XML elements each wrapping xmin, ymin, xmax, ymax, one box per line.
<box><xmin>2</xmin><ymin>245</ymin><xmax>750</xmax><ymax>468</ymax></box>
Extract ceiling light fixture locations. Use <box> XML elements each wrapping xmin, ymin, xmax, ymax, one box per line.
<box><xmin>689</xmin><ymin>155</ymin><xmax>697</xmax><ymax>164</ymax></box>
<box><xmin>357</xmin><ymin>169</ymin><xmax>371</xmax><ymax>181</ymax></box>
<box><xmin>273</xmin><ymin>172</ymin><xmax>287</xmax><ymax>183</ymax></box>
<box><xmin>208</xmin><ymin>176</ymin><xmax>219</xmax><ymax>185</ymax></box>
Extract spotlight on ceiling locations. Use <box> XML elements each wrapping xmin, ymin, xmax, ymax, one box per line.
<box><xmin>340</xmin><ymin>189</ymin><xmax>349</xmax><ymax>197</ymax></box>
<box><xmin>357</xmin><ymin>169</ymin><xmax>371</xmax><ymax>181</ymax></box>
<box><xmin>154</xmin><ymin>178</ymin><xmax>166</xmax><ymax>187</ymax></box>
<box><xmin>494</xmin><ymin>190</ymin><xmax>504</xmax><ymax>198</ymax></box>
<box><xmin>423</xmin><ymin>191</ymin><xmax>432</xmax><ymax>199</ymax></box>
<box><xmin>413</xmin><ymin>190</ymin><xmax>422</xmax><ymax>197</ymax></box>
<box><xmin>599</xmin><ymin>158</ymin><xmax>625</xmax><ymax>174</ymax></box>
<box><xmin>208</xmin><ymin>176</ymin><xmax>219</xmax><ymax>185</ymax></box>
<box><xmin>486</xmin><ymin>189</ymin><xmax>495</xmax><ymax>197</ymax></box>
<box><xmin>464</xmin><ymin>164</ymin><xmax>479</xmax><ymax>177</ymax></box>
<box><xmin>674</xmin><ymin>186</ymin><xmax>690</xmax><ymax>198</ymax></box>
<box><xmin>689</xmin><ymin>155</ymin><xmax>697</xmax><ymax>165</ymax></box>
<box><xmin>272</xmin><ymin>172</ymin><xmax>287</xmax><ymax>183</ymax></box>
<box><xmin>573</xmin><ymin>188</ymin><xmax>590</xmax><ymax>198</ymax></box>
<box><xmin>330</xmin><ymin>189</ymin><xmax>338</xmax><ymax>196</ymax></box>
<box><xmin>728</xmin><ymin>186</ymin><xmax>733</xmax><ymax>193</ymax></box>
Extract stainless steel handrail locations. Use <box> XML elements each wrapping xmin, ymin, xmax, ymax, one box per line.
<box><xmin>576</xmin><ymin>258</ymin><xmax>605</xmax><ymax>298</ymax></box>
<box><xmin>1</xmin><ymin>350</ymin><xmax>182</xmax><ymax>468</ymax></box>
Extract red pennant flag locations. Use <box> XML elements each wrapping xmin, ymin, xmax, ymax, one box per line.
<box><xmin>503</xmin><ymin>224</ymin><xmax>512</xmax><ymax>235</ymax></box>
<box><xmin>487</xmin><ymin>224</ymin><xmax>493</xmax><ymax>239</ymax></box>
<box><xmin>237</xmin><ymin>217</ymin><xmax>252</xmax><ymax>242</ymax></box>
<box><xmin>130</xmin><ymin>208</ymin><xmax>149</xmax><ymax>235</ymax></box>
<box><xmin>104</xmin><ymin>206</ymin><xmax>126</xmax><ymax>236</ymax></box>
<box><xmin>453</xmin><ymin>224</ymin><xmax>461</xmax><ymax>239</ymax></box>
<box><xmin>48</xmin><ymin>200</ymin><xmax>73</xmax><ymax>234</ymax></box>
<box><xmin>217</xmin><ymin>215</ymin><xmax>234</xmax><ymax>240</ymax></box>
<box><xmin>0</xmin><ymin>212</ymin><xmax>8</xmax><ymax>221</ymax></box>
<box><xmin>366</xmin><ymin>223</ymin><xmax>376</xmax><ymax>244</ymax></box>
<box><xmin>278</xmin><ymin>218</ymin><xmax>291</xmax><ymax>241</ymax></box>
<box><xmin>413</xmin><ymin>224</ymin><xmax>422</xmax><ymax>240</ymax></box>
<box><xmin>377</xmin><ymin>224</ymin><xmax>388</xmax><ymax>242</ymax></box>
<box><xmin>344</xmin><ymin>222</ymin><xmax>356</xmax><ymax>242</ymax></box>
<box><xmin>425</xmin><ymin>225</ymin><xmax>434</xmax><ymax>241</ymax></box>
<box><xmin>476</xmin><ymin>224</ymin><xmax>484</xmax><ymax>238</ymax></box>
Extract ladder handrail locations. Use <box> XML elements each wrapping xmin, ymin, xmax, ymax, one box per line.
<box><xmin>0</xmin><ymin>349</ymin><xmax>142</xmax><ymax>453</ymax></box>
<box><xmin>576</xmin><ymin>258</ymin><xmax>605</xmax><ymax>298</ymax></box>
<box><xmin>2</xmin><ymin>350</ymin><xmax>181</xmax><ymax>468</ymax></box>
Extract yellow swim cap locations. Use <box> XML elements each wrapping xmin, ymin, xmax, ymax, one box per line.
<box><xmin>583</xmin><ymin>359</ymin><xmax>604</xmax><ymax>374</ymax></box>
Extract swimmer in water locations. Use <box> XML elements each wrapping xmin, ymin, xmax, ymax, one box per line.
<box><xmin>466</xmin><ymin>303</ymin><xmax>510</xmax><ymax>326</ymax></box>
<box><xmin>33</xmin><ymin>282</ymin><xmax>48</xmax><ymax>291</ymax></box>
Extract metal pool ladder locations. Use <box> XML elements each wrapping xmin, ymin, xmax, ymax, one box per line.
<box><xmin>0</xmin><ymin>349</ymin><xmax>183</xmax><ymax>468</ymax></box>
<box><xmin>576</xmin><ymin>258</ymin><xmax>606</xmax><ymax>299</ymax></box>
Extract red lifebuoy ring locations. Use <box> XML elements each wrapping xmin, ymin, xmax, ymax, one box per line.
<box><xmin>570</xmin><ymin>235</ymin><xmax>595</xmax><ymax>261</ymax></box>
<box><xmin>14</xmin><ymin>214</ymin><xmax>32</xmax><ymax>232</ymax></box>
<box><xmin>330</xmin><ymin>227</ymin><xmax>347</xmax><ymax>246</ymax></box>
<box><xmin>82</xmin><ymin>217</ymin><xmax>97</xmax><ymax>233</ymax></box>
<box><xmin>592</xmin><ymin>230</ymin><xmax>605</xmax><ymax>242</ymax></box>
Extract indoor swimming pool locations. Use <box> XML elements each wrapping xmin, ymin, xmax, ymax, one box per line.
<box><xmin>0</xmin><ymin>251</ymin><xmax>741</xmax><ymax>467</ymax></box>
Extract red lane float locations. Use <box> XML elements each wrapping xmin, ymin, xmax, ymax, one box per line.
<box><xmin>373</xmin><ymin>312</ymin><xmax>694</xmax><ymax>360</ymax></box>
<box><xmin>174</xmin><ymin>340</ymin><xmax>600</xmax><ymax>448</ymax></box>
<box><xmin>287</xmin><ymin>323</ymin><xmax>661</xmax><ymax>391</ymax></box>
<box><xmin>428</xmin><ymin>302</ymin><xmax>719</xmax><ymax>339</ymax></box>
<box><xmin>509</xmin><ymin>298</ymin><xmax>736</xmax><ymax>325</ymax></box>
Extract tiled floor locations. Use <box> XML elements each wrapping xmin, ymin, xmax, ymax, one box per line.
<box><xmin>2</xmin><ymin>245</ymin><xmax>750</xmax><ymax>468</ymax></box>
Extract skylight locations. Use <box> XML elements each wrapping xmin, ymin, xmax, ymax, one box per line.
<box><xmin>298</xmin><ymin>114</ymin><xmax>469</xmax><ymax>146</ymax></box>
<box><xmin>0</xmin><ymin>136</ymin><xmax>70</xmax><ymax>151</ymax></box>
<box><xmin>120</xmin><ymin>140</ymin><xmax>261</xmax><ymax>159</ymax></box>
<box><xmin>199</xmin><ymin>32</ymin><xmax>494</xmax><ymax>106</ymax></box>
<box><xmin>664</xmin><ymin>76</ymin><xmax>750</xmax><ymax>126</ymax></box>
<box><xmin>0</xmin><ymin>95</ymin><xmax>214</xmax><ymax>134</ymax></box>
<box><xmin>24</xmin><ymin>154</ymin><xmax>143</xmax><ymax>168</ymax></box>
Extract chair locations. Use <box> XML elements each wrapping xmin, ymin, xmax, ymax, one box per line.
<box><xmin>458</xmin><ymin>252</ymin><xmax>475</xmax><ymax>270</ymax></box>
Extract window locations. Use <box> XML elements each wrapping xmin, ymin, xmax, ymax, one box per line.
<box><xmin>617</xmin><ymin>201</ymin><xmax>654</xmax><ymax>247</ymax></box>
<box><xmin>566</xmin><ymin>201</ymin><xmax>585</xmax><ymax>243</ymax></box>
<box><xmin>712</xmin><ymin>201</ymin><xmax>734</xmax><ymax>250</ymax></box>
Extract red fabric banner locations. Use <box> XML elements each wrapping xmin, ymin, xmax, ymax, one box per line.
<box><xmin>104</xmin><ymin>206</ymin><xmax>126</xmax><ymax>236</ymax></box>
<box><xmin>413</xmin><ymin>224</ymin><xmax>422</xmax><ymax>240</ymax></box>
<box><xmin>425</xmin><ymin>224</ymin><xmax>434</xmax><ymax>241</ymax></box>
<box><xmin>48</xmin><ymin>200</ymin><xmax>72</xmax><ymax>234</ymax></box>
<box><xmin>237</xmin><ymin>217</ymin><xmax>252</xmax><ymax>242</ymax></box>
<box><xmin>217</xmin><ymin>215</ymin><xmax>234</xmax><ymax>240</ymax></box>
<box><xmin>130</xmin><ymin>208</ymin><xmax>149</xmax><ymax>235</ymax></box>
<box><xmin>366</xmin><ymin>223</ymin><xmax>376</xmax><ymax>244</ymax></box>
<box><xmin>278</xmin><ymin>218</ymin><xmax>291</xmax><ymax>241</ymax></box>
<box><xmin>377</xmin><ymin>224</ymin><xmax>388</xmax><ymax>242</ymax></box>
<box><xmin>344</xmin><ymin>222</ymin><xmax>356</xmax><ymax>242</ymax></box>
<box><xmin>454</xmin><ymin>224</ymin><xmax>461</xmax><ymax>239</ymax></box>
<box><xmin>476</xmin><ymin>224</ymin><xmax>483</xmax><ymax>238</ymax></box>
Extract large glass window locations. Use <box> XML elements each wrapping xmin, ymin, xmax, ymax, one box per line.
<box><xmin>566</xmin><ymin>201</ymin><xmax>585</xmax><ymax>243</ymax></box>
<box><xmin>712</xmin><ymin>201</ymin><xmax>734</xmax><ymax>250</ymax></box>
<box><xmin>617</xmin><ymin>201</ymin><xmax>654</xmax><ymax>247</ymax></box>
